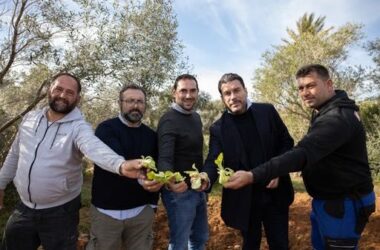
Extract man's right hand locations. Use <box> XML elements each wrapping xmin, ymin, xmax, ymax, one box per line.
<box><xmin>119</xmin><ymin>159</ymin><xmax>144</xmax><ymax>178</ymax></box>
<box><xmin>0</xmin><ymin>189</ymin><xmax>4</xmax><ymax>210</ymax></box>
<box><xmin>166</xmin><ymin>180</ymin><xmax>188</xmax><ymax>193</ymax></box>
<box><xmin>193</xmin><ymin>172</ymin><xmax>210</xmax><ymax>192</ymax></box>
<box><xmin>223</xmin><ymin>170</ymin><xmax>254</xmax><ymax>189</ymax></box>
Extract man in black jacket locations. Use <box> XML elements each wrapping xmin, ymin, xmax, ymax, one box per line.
<box><xmin>224</xmin><ymin>64</ymin><xmax>375</xmax><ymax>250</ymax></box>
<box><xmin>201</xmin><ymin>73</ymin><xmax>294</xmax><ymax>250</ymax></box>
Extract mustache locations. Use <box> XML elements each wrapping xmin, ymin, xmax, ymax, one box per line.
<box><xmin>52</xmin><ymin>97</ymin><xmax>69</xmax><ymax>105</ymax></box>
<box><xmin>129</xmin><ymin>109</ymin><xmax>142</xmax><ymax>114</ymax></box>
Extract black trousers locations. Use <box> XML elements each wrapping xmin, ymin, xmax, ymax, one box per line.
<box><xmin>1</xmin><ymin>195</ymin><xmax>81</xmax><ymax>250</ymax></box>
<box><xmin>241</xmin><ymin>193</ymin><xmax>289</xmax><ymax>250</ymax></box>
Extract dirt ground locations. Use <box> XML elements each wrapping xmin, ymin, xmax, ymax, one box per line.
<box><xmin>151</xmin><ymin>192</ymin><xmax>380</xmax><ymax>250</ymax></box>
<box><xmin>77</xmin><ymin>192</ymin><xmax>380</xmax><ymax>250</ymax></box>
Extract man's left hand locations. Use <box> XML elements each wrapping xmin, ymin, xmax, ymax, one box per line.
<box><xmin>141</xmin><ymin>179</ymin><xmax>163</xmax><ymax>192</ymax></box>
<box><xmin>223</xmin><ymin>170</ymin><xmax>253</xmax><ymax>190</ymax></box>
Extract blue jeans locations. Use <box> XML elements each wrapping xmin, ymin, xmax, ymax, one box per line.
<box><xmin>161</xmin><ymin>189</ymin><xmax>209</xmax><ymax>250</ymax></box>
<box><xmin>1</xmin><ymin>196</ymin><xmax>80</xmax><ymax>250</ymax></box>
<box><xmin>311</xmin><ymin>192</ymin><xmax>376</xmax><ymax>250</ymax></box>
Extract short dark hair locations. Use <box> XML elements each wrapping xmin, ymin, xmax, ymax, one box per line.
<box><xmin>119</xmin><ymin>84</ymin><xmax>147</xmax><ymax>101</ymax></box>
<box><xmin>51</xmin><ymin>72</ymin><xmax>81</xmax><ymax>93</ymax></box>
<box><xmin>295</xmin><ymin>64</ymin><xmax>330</xmax><ymax>80</ymax></box>
<box><xmin>218</xmin><ymin>73</ymin><xmax>245</xmax><ymax>94</ymax></box>
<box><xmin>173</xmin><ymin>74</ymin><xmax>198</xmax><ymax>90</ymax></box>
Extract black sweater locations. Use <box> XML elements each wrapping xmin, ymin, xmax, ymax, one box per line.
<box><xmin>252</xmin><ymin>90</ymin><xmax>373</xmax><ymax>199</ymax></box>
<box><xmin>91</xmin><ymin>117</ymin><xmax>159</xmax><ymax>209</ymax></box>
<box><xmin>157</xmin><ymin>108</ymin><xmax>203</xmax><ymax>173</ymax></box>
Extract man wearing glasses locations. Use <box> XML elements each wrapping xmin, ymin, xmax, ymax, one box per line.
<box><xmin>87</xmin><ymin>84</ymin><xmax>162</xmax><ymax>250</ymax></box>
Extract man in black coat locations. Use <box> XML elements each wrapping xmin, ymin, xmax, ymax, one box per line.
<box><xmin>200</xmin><ymin>73</ymin><xmax>294</xmax><ymax>250</ymax></box>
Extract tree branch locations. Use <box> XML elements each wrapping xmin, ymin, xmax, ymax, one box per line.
<box><xmin>0</xmin><ymin>0</ymin><xmax>28</xmax><ymax>84</ymax></box>
<box><xmin>0</xmin><ymin>79</ymin><xmax>49</xmax><ymax>134</ymax></box>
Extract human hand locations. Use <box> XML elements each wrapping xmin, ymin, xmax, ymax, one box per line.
<box><xmin>120</xmin><ymin>159</ymin><xmax>144</xmax><ymax>178</ymax></box>
<box><xmin>223</xmin><ymin>170</ymin><xmax>253</xmax><ymax>190</ymax></box>
<box><xmin>0</xmin><ymin>189</ymin><xmax>4</xmax><ymax>210</ymax></box>
<box><xmin>166</xmin><ymin>180</ymin><xmax>188</xmax><ymax>193</ymax></box>
<box><xmin>140</xmin><ymin>179</ymin><xmax>163</xmax><ymax>192</ymax></box>
<box><xmin>193</xmin><ymin>172</ymin><xmax>209</xmax><ymax>192</ymax></box>
<box><xmin>266</xmin><ymin>178</ymin><xmax>279</xmax><ymax>189</ymax></box>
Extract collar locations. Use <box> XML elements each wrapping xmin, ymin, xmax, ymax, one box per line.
<box><xmin>118</xmin><ymin>113</ymin><xmax>141</xmax><ymax>127</ymax></box>
<box><xmin>171</xmin><ymin>103</ymin><xmax>193</xmax><ymax>115</ymax></box>
<box><xmin>227</xmin><ymin>99</ymin><xmax>253</xmax><ymax>114</ymax></box>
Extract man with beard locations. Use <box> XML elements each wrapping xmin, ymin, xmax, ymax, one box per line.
<box><xmin>87</xmin><ymin>84</ymin><xmax>162</xmax><ymax>250</ymax></box>
<box><xmin>0</xmin><ymin>73</ymin><xmax>143</xmax><ymax>250</ymax></box>
<box><xmin>157</xmin><ymin>74</ymin><xmax>208</xmax><ymax>250</ymax></box>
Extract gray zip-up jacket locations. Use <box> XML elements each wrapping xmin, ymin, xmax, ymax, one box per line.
<box><xmin>0</xmin><ymin>107</ymin><xmax>125</xmax><ymax>209</ymax></box>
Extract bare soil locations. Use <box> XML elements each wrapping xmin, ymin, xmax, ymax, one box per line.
<box><xmin>77</xmin><ymin>192</ymin><xmax>380</xmax><ymax>250</ymax></box>
<box><xmin>152</xmin><ymin>192</ymin><xmax>380</xmax><ymax>250</ymax></box>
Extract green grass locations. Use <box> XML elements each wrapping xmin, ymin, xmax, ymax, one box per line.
<box><xmin>291</xmin><ymin>175</ymin><xmax>307</xmax><ymax>193</ymax></box>
<box><xmin>0</xmin><ymin>184</ymin><xmax>19</xmax><ymax>239</ymax></box>
<box><xmin>78</xmin><ymin>174</ymin><xmax>93</xmax><ymax>234</ymax></box>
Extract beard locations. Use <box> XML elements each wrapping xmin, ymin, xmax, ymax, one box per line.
<box><xmin>48</xmin><ymin>94</ymin><xmax>77</xmax><ymax>114</ymax></box>
<box><xmin>123</xmin><ymin>109</ymin><xmax>143</xmax><ymax>123</ymax></box>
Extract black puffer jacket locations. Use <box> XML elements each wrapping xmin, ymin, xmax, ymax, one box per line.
<box><xmin>252</xmin><ymin>90</ymin><xmax>373</xmax><ymax>199</ymax></box>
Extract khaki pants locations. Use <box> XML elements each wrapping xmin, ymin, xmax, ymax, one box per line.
<box><xmin>86</xmin><ymin>205</ymin><xmax>155</xmax><ymax>250</ymax></box>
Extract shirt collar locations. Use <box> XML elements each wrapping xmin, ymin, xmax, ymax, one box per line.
<box><xmin>171</xmin><ymin>103</ymin><xmax>193</xmax><ymax>115</ymax></box>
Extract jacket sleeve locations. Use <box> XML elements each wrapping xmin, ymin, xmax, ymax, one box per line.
<box><xmin>251</xmin><ymin>147</ymin><xmax>307</xmax><ymax>184</ymax></box>
<box><xmin>157</xmin><ymin>116</ymin><xmax>176</xmax><ymax>172</ymax></box>
<box><xmin>297</xmin><ymin>111</ymin><xmax>354</xmax><ymax>167</ymax></box>
<box><xmin>0</xmin><ymin>131</ymin><xmax>20</xmax><ymax>190</ymax></box>
<box><xmin>252</xmin><ymin>111</ymin><xmax>352</xmax><ymax>184</ymax></box>
<box><xmin>203</xmin><ymin>123</ymin><xmax>221</xmax><ymax>189</ymax></box>
<box><xmin>74</xmin><ymin>121</ymin><xmax>125</xmax><ymax>175</ymax></box>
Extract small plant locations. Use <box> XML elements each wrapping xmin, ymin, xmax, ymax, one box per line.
<box><xmin>214</xmin><ymin>153</ymin><xmax>234</xmax><ymax>184</ymax></box>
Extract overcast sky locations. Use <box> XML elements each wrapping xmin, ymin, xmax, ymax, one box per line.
<box><xmin>173</xmin><ymin>0</ymin><xmax>380</xmax><ymax>99</ymax></box>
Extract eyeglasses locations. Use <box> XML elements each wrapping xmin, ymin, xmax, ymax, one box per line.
<box><xmin>120</xmin><ymin>99</ymin><xmax>145</xmax><ymax>105</ymax></box>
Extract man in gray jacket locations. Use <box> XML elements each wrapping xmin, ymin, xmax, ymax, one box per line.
<box><xmin>0</xmin><ymin>73</ymin><xmax>142</xmax><ymax>250</ymax></box>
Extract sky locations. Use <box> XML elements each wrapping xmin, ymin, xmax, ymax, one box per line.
<box><xmin>172</xmin><ymin>0</ymin><xmax>380</xmax><ymax>99</ymax></box>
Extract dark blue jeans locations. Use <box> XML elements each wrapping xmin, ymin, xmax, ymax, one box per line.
<box><xmin>161</xmin><ymin>189</ymin><xmax>209</xmax><ymax>250</ymax></box>
<box><xmin>241</xmin><ymin>193</ymin><xmax>290</xmax><ymax>250</ymax></box>
<box><xmin>1</xmin><ymin>196</ymin><xmax>80</xmax><ymax>250</ymax></box>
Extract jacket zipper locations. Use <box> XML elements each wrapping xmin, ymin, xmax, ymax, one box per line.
<box><xmin>27</xmin><ymin>119</ymin><xmax>55</xmax><ymax>207</ymax></box>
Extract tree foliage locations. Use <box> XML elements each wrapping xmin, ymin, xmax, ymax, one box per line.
<box><xmin>366</xmin><ymin>38</ymin><xmax>380</xmax><ymax>92</ymax></box>
<box><xmin>252</xmin><ymin>13</ymin><xmax>365</xmax><ymax>140</ymax></box>
<box><xmin>253</xmin><ymin>13</ymin><xmax>380</xmax><ymax>176</ymax></box>
<box><xmin>359</xmin><ymin>100</ymin><xmax>380</xmax><ymax>177</ymax></box>
<box><xmin>0</xmin><ymin>0</ymin><xmax>188</xmax><ymax>163</ymax></box>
